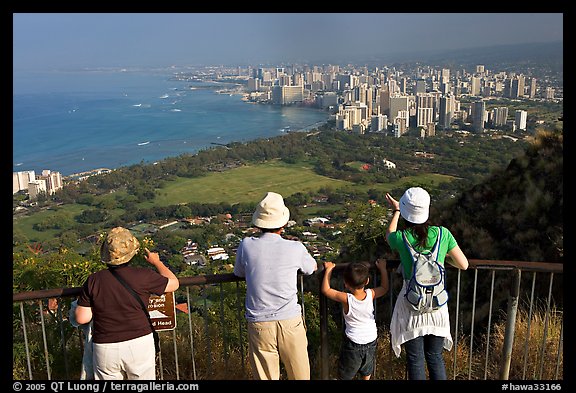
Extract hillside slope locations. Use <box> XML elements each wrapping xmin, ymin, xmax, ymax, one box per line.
<box><xmin>435</xmin><ymin>130</ymin><xmax>563</xmax><ymax>263</ymax></box>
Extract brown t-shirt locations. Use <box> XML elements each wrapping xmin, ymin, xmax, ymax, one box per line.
<box><xmin>77</xmin><ymin>264</ymin><xmax>169</xmax><ymax>343</ymax></box>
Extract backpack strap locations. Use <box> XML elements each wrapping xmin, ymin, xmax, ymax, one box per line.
<box><xmin>402</xmin><ymin>226</ymin><xmax>442</xmax><ymax>252</ymax></box>
<box><xmin>430</xmin><ymin>226</ymin><xmax>443</xmax><ymax>257</ymax></box>
<box><xmin>401</xmin><ymin>227</ymin><xmax>443</xmax><ymax>277</ymax></box>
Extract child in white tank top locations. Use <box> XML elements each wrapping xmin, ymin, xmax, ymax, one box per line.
<box><xmin>321</xmin><ymin>260</ymin><xmax>389</xmax><ymax>380</ymax></box>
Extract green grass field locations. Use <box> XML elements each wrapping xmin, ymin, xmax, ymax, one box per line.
<box><xmin>14</xmin><ymin>160</ymin><xmax>456</xmax><ymax>243</ymax></box>
<box><xmin>150</xmin><ymin>160</ymin><xmax>455</xmax><ymax>207</ymax></box>
<box><xmin>150</xmin><ymin>160</ymin><xmax>352</xmax><ymax>206</ymax></box>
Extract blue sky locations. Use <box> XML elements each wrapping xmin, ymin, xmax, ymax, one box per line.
<box><xmin>13</xmin><ymin>13</ymin><xmax>563</xmax><ymax>70</ymax></box>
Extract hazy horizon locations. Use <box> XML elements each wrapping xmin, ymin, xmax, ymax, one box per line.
<box><xmin>13</xmin><ymin>13</ymin><xmax>563</xmax><ymax>70</ymax></box>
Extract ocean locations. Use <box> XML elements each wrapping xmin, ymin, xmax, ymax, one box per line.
<box><xmin>13</xmin><ymin>69</ymin><xmax>330</xmax><ymax>176</ymax></box>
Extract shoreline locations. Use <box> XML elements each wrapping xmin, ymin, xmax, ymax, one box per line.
<box><xmin>14</xmin><ymin>70</ymin><xmax>333</xmax><ymax>177</ymax></box>
<box><xmin>62</xmin><ymin>116</ymin><xmax>333</xmax><ymax>181</ymax></box>
<box><xmin>14</xmin><ymin>95</ymin><xmax>331</xmax><ymax>177</ymax></box>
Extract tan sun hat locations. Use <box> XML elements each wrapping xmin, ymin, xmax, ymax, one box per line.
<box><xmin>100</xmin><ymin>227</ymin><xmax>140</xmax><ymax>265</ymax></box>
<box><xmin>252</xmin><ymin>192</ymin><xmax>290</xmax><ymax>229</ymax></box>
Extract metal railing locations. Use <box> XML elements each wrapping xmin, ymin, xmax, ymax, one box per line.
<box><xmin>12</xmin><ymin>259</ymin><xmax>563</xmax><ymax>380</ymax></box>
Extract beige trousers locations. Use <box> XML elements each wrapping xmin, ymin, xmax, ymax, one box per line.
<box><xmin>247</xmin><ymin>315</ymin><xmax>311</xmax><ymax>380</ymax></box>
<box><xmin>92</xmin><ymin>332</ymin><xmax>156</xmax><ymax>380</ymax></box>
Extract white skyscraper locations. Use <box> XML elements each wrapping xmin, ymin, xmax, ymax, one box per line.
<box><xmin>515</xmin><ymin>110</ymin><xmax>528</xmax><ymax>131</ymax></box>
<box><xmin>492</xmin><ymin>107</ymin><xmax>509</xmax><ymax>128</ymax></box>
<box><xmin>417</xmin><ymin>107</ymin><xmax>434</xmax><ymax>128</ymax></box>
<box><xmin>13</xmin><ymin>170</ymin><xmax>36</xmax><ymax>194</ymax></box>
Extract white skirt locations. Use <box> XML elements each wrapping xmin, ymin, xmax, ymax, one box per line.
<box><xmin>390</xmin><ymin>281</ymin><xmax>453</xmax><ymax>357</ymax></box>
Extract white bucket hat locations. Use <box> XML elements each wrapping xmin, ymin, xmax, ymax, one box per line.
<box><xmin>100</xmin><ymin>227</ymin><xmax>140</xmax><ymax>265</ymax></box>
<box><xmin>252</xmin><ymin>192</ymin><xmax>290</xmax><ymax>229</ymax></box>
<box><xmin>399</xmin><ymin>187</ymin><xmax>430</xmax><ymax>224</ymax></box>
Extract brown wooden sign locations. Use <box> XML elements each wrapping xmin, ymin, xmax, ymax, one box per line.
<box><xmin>147</xmin><ymin>292</ymin><xmax>176</xmax><ymax>331</ymax></box>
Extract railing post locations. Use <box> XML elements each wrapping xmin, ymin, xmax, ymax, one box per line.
<box><xmin>318</xmin><ymin>270</ymin><xmax>329</xmax><ymax>380</ymax></box>
<box><xmin>499</xmin><ymin>268</ymin><xmax>521</xmax><ymax>380</ymax></box>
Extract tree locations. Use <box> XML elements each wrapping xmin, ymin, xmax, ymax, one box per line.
<box><xmin>336</xmin><ymin>201</ymin><xmax>389</xmax><ymax>262</ymax></box>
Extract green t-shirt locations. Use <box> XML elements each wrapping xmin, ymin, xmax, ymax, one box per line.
<box><xmin>387</xmin><ymin>226</ymin><xmax>458</xmax><ymax>278</ymax></box>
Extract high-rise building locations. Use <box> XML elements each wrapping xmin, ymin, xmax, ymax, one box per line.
<box><xmin>271</xmin><ymin>85</ymin><xmax>304</xmax><ymax>105</ymax></box>
<box><xmin>394</xmin><ymin>112</ymin><xmax>408</xmax><ymax>135</ymax></box>
<box><xmin>515</xmin><ymin>110</ymin><xmax>528</xmax><ymax>130</ymax></box>
<box><xmin>529</xmin><ymin>78</ymin><xmax>537</xmax><ymax>98</ymax></box>
<box><xmin>400</xmin><ymin>78</ymin><xmax>408</xmax><ymax>94</ymax></box>
<box><xmin>13</xmin><ymin>170</ymin><xmax>35</xmax><ymax>194</ymax></box>
<box><xmin>415</xmin><ymin>79</ymin><xmax>426</xmax><ymax>94</ymax></box>
<box><xmin>317</xmin><ymin>92</ymin><xmax>338</xmax><ymax>110</ymax></box>
<box><xmin>28</xmin><ymin>179</ymin><xmax>47</xmax><ymax>200</ymax></box>
<box><xmin>365</xmin><ymin>86</ymin><xmax>373</xmax><ymax>116</ymax></box>
<box><xmin>389</xmin><ymin>94</ymin><xmax>409</xmax><ymax>124</ymax></box>
<box><xmin>491</xmin><ymin>107</ymin><xmax>509</xmax><ymax>128</ymax></box>
<box><xmin>416</xmin><ymin>93</ymin><xmax>435</xmax><ymax>110</ymax></box>
<box><xmin>440</xmin><ymin>80</ymin><xmax>450</xmax><ymax>95</ymax></box>
<box><xmin>261</xmin><ymin>70</ymin><xmax>273</xmax><ymax>82</ymax></box>
<box><xmin>355</xmin><ymin>84</ymin><xmax>368</xmax><ymax>104</ymax></box>
<box><xmin>388</xmin><ymin>78</ymin><xmax>399</xmax><ymax>94</ymax></box>
<box><xmin>370</xmin><ymin>114</ymin><xmax>388</xmax><ymax>132</ymax></box>
<box><xmin>337</xmin><ymin>74</ymin><xmax>357</xmax><ymax>90</ymax></box>
<box><xmin>417</xmin><ymin>107</ymin><xmax>434</xmax><ymax>128</ymax></box>
<box><xmin>247</xmin><ymin>78</ymin><xmax>260</xmax><ymax>92</ymax></box>
<box><xmin>336</xmin><ymin>104</ymin><xmax>364</xmax><ymax>131</ymax></box>
<box><xmin>438</xmin><ymin>96</ymin><xmax>455</xmax><ymax>130</ymax></box>
<box><xmin>322</xmin><ymin>72</ymin><xmax>334</xmax><ymax>91</ymax></box>
<box><xmin>472</xmin><ymin>100</ymin><xmax>486</xmax><ymax>132</ymax></box>
<box><xmin>471</xmin><ymin>76</ymin><xmax>481</xmax><ymax>96</ymax></box>
<box><xmin>416</xmin><ymin>93</ymin><xmax>435</xmax><ymax>127</ymax></box>
<box><xmin>278</xmin><ymin>75</ymin><xmax>292</xmax><ymax>86</ymax></box>
<box><xmin>379</xmin><ymin>85</ymin><xmax>390</xmax><ymax>116</ymax></box>
<box><xmin>37</xmin><ymin>170</ymin><xmax>63</xmax><ymax>195</ymax></box>
<box><xmin>510</xmin><ymin>75</ymin><xmax>525</xmax><ymax>98</ymax></box>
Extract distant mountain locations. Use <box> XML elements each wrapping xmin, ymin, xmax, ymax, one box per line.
<box><xmin>415</xmin><ymin>41</ymin><xmax>563</xmax><ymax>69</ymax></box>
<box><xmin>324</xmin><ymin>41</ymin><xmax>563</xmax><ymax>70</ymax></box>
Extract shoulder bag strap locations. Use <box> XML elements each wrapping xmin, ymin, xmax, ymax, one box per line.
<box><xmin>108</xmin><ymin>268</ymin><xmax>157</xmax><ymax>336</ymax></box>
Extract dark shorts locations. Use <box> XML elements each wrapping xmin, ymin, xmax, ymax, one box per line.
<box><xmin>338</xmin><ymin>336</ymin><xmax>377</xmax><ymax>380</ymax></box>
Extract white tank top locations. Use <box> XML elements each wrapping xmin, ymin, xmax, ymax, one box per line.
<box><xmin>344</xmin><ymin>289</ymin><xmax>377</xmax><ymax>344</ymax></box>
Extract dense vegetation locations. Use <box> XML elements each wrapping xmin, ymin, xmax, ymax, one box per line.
<box><xmin>14</xmin><ymin>128</ymin><xmax>528</xmax><ymax>247</ymax></box>
<box><xmin>12</xmin><ymin>123</ymin><xmax>563</xmax><ymax>380</ymax></box>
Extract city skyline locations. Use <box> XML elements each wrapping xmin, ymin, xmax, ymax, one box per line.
<box><xmin>13</xmin><ymin>13</ymin><xmax>563</xmax><ymax>70</ymax></box>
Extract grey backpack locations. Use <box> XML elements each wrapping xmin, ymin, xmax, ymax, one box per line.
<box><xmin>402</xmin><ymin>227</ymin><xmax>448</xmax><ymax>313</ymax></box>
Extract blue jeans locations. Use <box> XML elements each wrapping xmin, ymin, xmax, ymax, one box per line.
<box><xmin>338</xmin><ymin>336</ymin><xmax>377</xmax><ymax>380</ymax></box>
<box><xmin>403</xmin><ymin>335</ymin><xmax>447</xmax><ymax>380</ymax></box>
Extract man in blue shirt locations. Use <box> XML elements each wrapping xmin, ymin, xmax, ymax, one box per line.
<box><xmin>234</xmin><ymin>192</ymin><xmax>318</xmax><ymax>380</ymax></box>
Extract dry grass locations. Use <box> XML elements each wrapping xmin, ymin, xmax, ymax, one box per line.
<box><xmin>13</xmin><ymin>301</ymin><xmax>562</xmax><ymax>380</ymax></box>
<box><xmin>161</xmin><ymin>305</ymin><xmax>563</xmax><ymax>381</ymax></box>
<box><xmin>365</xmin><ymin>305</ymin><xmax>563</xmax><ymax>381</ymax></box>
